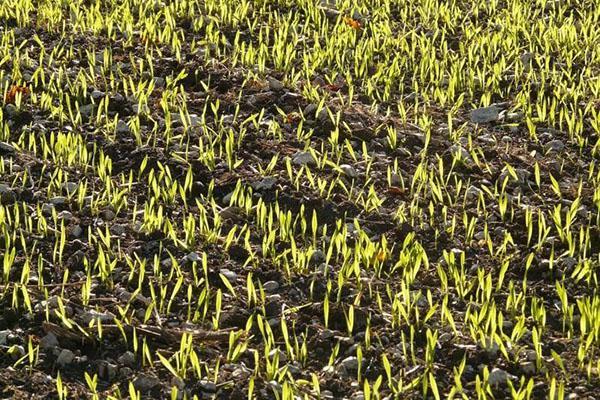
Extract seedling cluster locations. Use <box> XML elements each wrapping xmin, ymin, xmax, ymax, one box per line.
<box><xmin>0</xmin><ymin>0</ymin><xmax>599</xmax><ymax>399</ymax></box>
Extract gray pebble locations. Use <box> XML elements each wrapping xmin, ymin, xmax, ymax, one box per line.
<box><xmin>263</xmin><ymin>280</ymin><xmax>280</xmax><ymax>293</ymax></box>
<box><xmin>292</xmin><ymin>151</ymin><xmax>316</xmax><ymax>166</ymax></box>
<box><xmin>56</xmin><ymin>349</ymin><xmax>75</xmax><ymax>366</ymax></box>
<box><xmin>339</xmin><ymin>164</ymin><xmax>358</xmax><ymax>179</ymax></box>
<box><xmin>133</xmin><ymin>373</ymin><xmax>161</xmax><ymax>392</ymax></box>
<box><xmin>470</xmin><ymin>105</ymin><xmax>502</xmax><ymax>124</ymax></box>
<box><xmin>116</xmin><ymin>120</ymin><xmax>130</xmax><ymax>135</ymax></box>
<box><xmin>40</xmin><ymin>333</ymin><xmax>59</xmax><ymax>350</ymax></box>
<box><xmin>487</xmin><ymin>367</ymin><xmax>516</xmax><ymax>387</ymax></box>
<box><xmin>220</xmin><ymin>268</ymin><xmax>237</xmax><ymax>283</ymax></box>
<box><xmin>101</xmin><ymin>209</ymin><xmax>116</xmax><ymax>221</ymax></box>
<box><xmin>545</xmin><ymin>139</ymin><xmax>565</xmax><ymax>152</ymax></box>
<box><xmin>0</xmin><ymin>141</ymin><xmax>15</xmax><ymax>154</ymax></box>
<box><xmin>118</xmin><ymin>351</ymin><xmax>136</xmax><ymax>367</ymax></box>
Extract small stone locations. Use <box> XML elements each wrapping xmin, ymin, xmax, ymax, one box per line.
<box><xmin>10</xmin><ymin>345</ymin><xmax>26</xmax><ymax>360</ymax></box>
<box><xmin>499</xmin><ymin>168</ymin><xmax>530</xmax><ymax>186</ymax></box>
<box><xmin>185</xmin><ymin>252</ymin><xmax>201</xmax><ymax>263</ymax></box>
<box><xmin>321</xmin><ymin>390</ymin><xmax>335</xmax><ymax>400</ymax></box>
<box><xmin>480</xmin><ymin>337</ymin><xmax>499</xmax><ymax>358</ymax></box>
<box><xmin>524</xmin><ymin>349</ymin><xmax>537</xmax><ymax>362</ymax></box>
<box><xmin>292</xmin><ymin>151</ymin><xmax>316</xmax><ymax>166</ymax></box>
<box><xmin>110</xmin><ymin>224</ymin><xmax>127</xmax><ymax>236</ymax></box>
<box><xmin>222</xmin><ymin>191</ymin><xmax>234</xmax><ymax>205</ymax></box>
<box><xmin>41</xmin><ymin>203</ymin><xmax>55</xmax><ymax>216</ymax></box>
<box><xmin>390</xmin><ymin>173</ymin><xmax>403</xmax><ymax>187</ymax></box>
<box><xmin>487</xmin><ymin>367</ymin><xmax>515</xmax><ymax>387</ymax></box>
<box><xmin>470</xmin><ymin>105</ymin><xmax>502</xmax><ymax>124</ymax></box>
<box><xmin>219</xmin><ymin>206</ymin><xmax>243</xmax><ymax>221</ymax></box>
<box><xmin>339</xmin><ymin>164</ymin><xmax>358</xmax><ymax>179</ymax></box>
<box><xmin>79</xmin><ymin>104</ymin><xmax>94</xmax><ymax>121</ymax></box>
<box><xmin>56</xmin><ymin>349</ymin><xmax>75</xmax><ymax>366</ymax></box>
<box><xmin>62</xmin><ymin>182</ymin><xmax>78</xmax><ymax>195</ymax></box>
<box><xmin>310</xmin><ymin>250</ymin><xmax>326</xmax><ymax>264</ymax></box>
<box><xmin>118</xmin><ymin>351</ymin><xmax>136</xmax><ymax>367</ymax></box>
<box><xmin>268</xmin><ymin>348</ymin><xmax>287</xmax><ymax>362</ymax></box>
<box><xmin>520</xmin><ymin>52</ymin><xmax>534</xmax><ymax>71</ymax></box>
<box><xmin>101</xmin><ymin>209</ymin><xmax>116</xmax><ymax>221</ymax></box>
<box><xmin>153</xmin><ymin>77</ymin><xmax>165</xmax><ymax>88</ymax></box>
<box><xmin>263</xmin><ymin>280</ymin><xmax>280</xmax><ymax>293</ymax></box>
<box><xmin>3</xmin><ymin>104</ymin><xmax>19</xmax><ymax>120</ymax></box>
<box><xmin>133</xmin><ymin>373</ymin><xmax>160</xmax><ymax>392</ymax></box>
<box><xmin>450</xmin><ymin>144</ymin><xmax>472</xmax><ymax>162</ymax></box>
<box><xmin>0</xmin><ymin>141</ymin><xmax>15</xmax><ymax>154</ymax></box>
<box><xmin>91</xmin><ymin>90</ymin><xmax>105</xmax><ymax>101</ymax></box>
<box><xmin>303</xmin><ymin>103</ymin><xmax>318</xmax><ymax>117</ymax></box>
<box><xmin>254</xmin><ymin>176</ymin><xmax>277</xmax><ymax>191</ymax></box>
<box><xmin>70</xmin><ymin>225</ymin><xmax>83</xmax><ymax>238</ymax></box>
<box><xmin>57</xmin><ymin>210</ymin><xmax>73</xmax><ymax>222</ymax></box>
<box><xmin>220</xmin><ymin>268</ymin><xmax>237</xmax><ymax>283</ymax></box>
<box><xmin>520</xmin><ymin>361</ymin><xmax>536</xmax><ymax>375</ymax></box>
<box><xmin>40</xmin><ymin>333</ymin><xmax>59</xmax><ymax>350</ymax></box>
<box><xmin>478</xmin><ymin>134</ymin><xmax>496</xmax><ymax>144</ymax></box>
<box><xmin>340</xmin><ymin>356</ymin><xmax>358</xmax><ymax>372</ymax></box>
<box><xmin>198</xmin><ymin>380</ymin><xmax>217</xmax><ymax>393</ymax></box>
<box><xmin>98</xmin><ymin>360</ymin><xmax>119</xmax><ymax>380</ymax></box>
<box><xmin>0</xmin><ymin>330</ymin><xmax>10</xmax><ymax>345</ymax></box>
<box><xmin>0</xmin><ymin>184</ymin><xmax>16</xmax><ymax>204</ymax></box>
<box><xmin>81</xmin><ymin>310</ymin><xmax>115</xmax><ymax>325</ymax></box>
<box><xmin>116</xmin><ymin>120</ymin><xmax>130</xmax><ymax>135</ymax></box>
<box><xmin>49</xmin><ymin>196</ymin><xmax>68</xmax><ymax>206</ymax></box>
<box><xmin>267</xmin><ymin>77</ymin><xmax>284</xmax><ymax>91</ymax></box>
<box><xmin>466</xmin><ymin>185</ymin><xmax>482</xmax><ymax>200</ymax></box>
<box><xmin>320</xmin><ymin>329</ymin><xmax>334</xmax><ymax>340</ymax></box>
<box><xmin>545</xmin><ymin>140</ymin><xmax>565</xmax><ymax>152</ymax></box>
<box><xmin>505</xmin><ymin>112</ymin><xmax>523</xmax><ymax>122</ymax></box>
<box><xmin>268</xmin><ymin>380</ymin><xmax>282</xmax><ymax>392</ymax></box>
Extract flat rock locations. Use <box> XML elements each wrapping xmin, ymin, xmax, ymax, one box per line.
<box><xmin>254</xmin><ymin>176</ymin><xmax>277</xmax><ymax>191</ymax></box>
<box><xmin>118</xmin><ymin>351</ymin><xmax>136</xmax><ymax>367</ymax></box>
<box><xmin>40</xmin><ymin>333</ymin><xmax>59</xmax><ymax>350</ymax></box>
<box><xmin>81</xmin><ymin>310</ymin><xmax>115</xmax><ymax>324</ymax></box>
<box><xmin>133</xmin><ymin>373</ymin><xmax>161</xmax><ymax>392</ymax></box>
<box><xmin>470</xmin><ymin>105</ymin><xmax>502</xmax><ymax>124</ymax></box>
